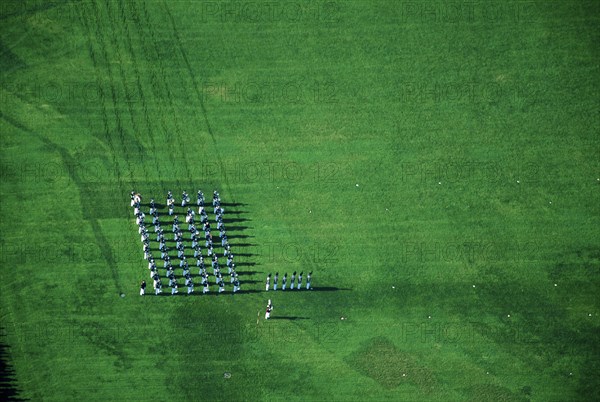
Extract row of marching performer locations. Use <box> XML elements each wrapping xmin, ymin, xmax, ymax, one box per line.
<box><xmin>165</xmin><ymin>190</ymin><xmax>221</xmax><ymax>216</ymax></box>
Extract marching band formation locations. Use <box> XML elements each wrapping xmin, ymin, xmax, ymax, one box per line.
<box><xmin>132</xmin><ymin>190</ymin><xmax>315</xmax><ymax>320</ymax></box>
<box><xmin>132</xmin><ymin>190</ymin><xmax>240</xmax><ymax>296</ymax></box>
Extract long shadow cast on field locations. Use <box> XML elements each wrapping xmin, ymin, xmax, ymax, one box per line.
<box><xmin>225</xmin><ymin>226</ymin><xmax>250</xmax><ymax>231</ymax></box>
<box><xmin>234</xmin><ymin>262</ymin><xmax>257</xmax><ymax>267</ymax></box>
<box><xmin>221</xmin><ymin>202</ymin><xmax>248</xmax><ymax>207</ymax></box>
<box><xmin>228</xmin><ymin>235</ymin><xmax>254</xmax><ymax>239</ymax></box>
<box><xmin>235</xmin><ymin>270</ymin><xmax>261</xmax><ymax>276</ymax></box>
<box><xmin>223</xmin><ymin>218</ymin><xmax>251</xmax><ymax>223</ymax></box>
<box><xmin>309</xmin><ymin>287</ymin><xmax>352</xmax><ymax>292</ymax></box>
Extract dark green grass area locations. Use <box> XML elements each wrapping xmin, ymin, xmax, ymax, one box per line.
<box><xmin>1</xmin><ymin>0</ymin><xmax>599</xmax><ymax>400</ymax></box>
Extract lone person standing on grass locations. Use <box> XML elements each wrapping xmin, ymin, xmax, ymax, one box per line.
<box><xmin>265</xmin><ymin>299</ymin><xmax>273</xmax><ymax>320</ymax></box>
<box><xmin>140</xmin><ymin>280</ymin><xmax>146</xmax><ymax>296</ymax></box>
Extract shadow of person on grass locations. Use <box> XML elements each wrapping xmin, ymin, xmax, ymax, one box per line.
<box><xmin>221</xmin><ymin>202</ymin><xmax>248</xmax><ymax>207</ymax></box>
<box><xmin>309</xmin><ymin>286</ymin><xmax>351</xmax><ymax>292</ymax></box>
<box><xmin>223</xmin><ymin>218</ymin><xmax>251</xmax><ymax>223</ymax></box>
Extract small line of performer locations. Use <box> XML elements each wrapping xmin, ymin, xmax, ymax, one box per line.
<box><xmin>265</xmin><ymin>271</ymin><xmax>312</xmax><ymax>291</ymax></box>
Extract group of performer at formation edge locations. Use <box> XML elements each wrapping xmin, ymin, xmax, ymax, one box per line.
<box><xmin>131</xmin><ymin>190</ymin><xmax>313</xmax><ymax>297</ymax></box>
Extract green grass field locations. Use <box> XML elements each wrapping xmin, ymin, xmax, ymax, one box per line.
<box><xmin>1</xmin><ymin>1</ymin><xmax>599</xmax><ymax>401</ymax></box>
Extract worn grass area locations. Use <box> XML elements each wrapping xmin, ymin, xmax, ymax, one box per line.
<box><xmin>1</xmin><ymin>0</ymin><xmax>599</xmax><ymax>401</ymax></box>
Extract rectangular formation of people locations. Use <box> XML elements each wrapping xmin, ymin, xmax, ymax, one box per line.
<box><xmin>133</xmin><ymin>190</ymin><xmax>240</xmax><ymax>296</ymax></box>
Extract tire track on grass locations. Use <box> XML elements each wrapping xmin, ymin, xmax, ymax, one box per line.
<box><xmin>99</xmin><ymin>0</ymin><xmax>143</xmax><ymax>179</ymax></box>
<box><xmin>161</xmin><ymin>1</ymin><xmax>240</xmax><ymax>206</ymax></box>
<box><xmin>133</xmin><ymin>0</ymin><xmax>186</xmax><ymax>189</ymax></box>
<box><xmin>88</xmin><ymin>0</ymin><xmax>137</xmax><ymax>188</ymax></box>
<box><xmin>80</xmin><ymin>0</ymin><xmax>125</xmax><ymax>184</ymax></box>
<box><xmin>104</xmin><ymin>0</ymin><xmax>158</xmax><ymax>184</ymax></box>
<box><xmin>76</xmin><ymin>1</ymin><xmax>120</xmax><ymax>183</ymax></box>
<box><xmin>137</xmin><ymin>1</ymin><xmax>193</xmax><ymax>186</ymax></box>
<box><xmin>117</xmin><ymin>0</ymin><xmax>169</xmax><ymax>190</ymax></box>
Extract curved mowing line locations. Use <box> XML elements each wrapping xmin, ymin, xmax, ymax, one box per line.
<box><xmin>0</xmin><ymin>112</ymin><xmax>122</xmax><ymax>296</ymax></box>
